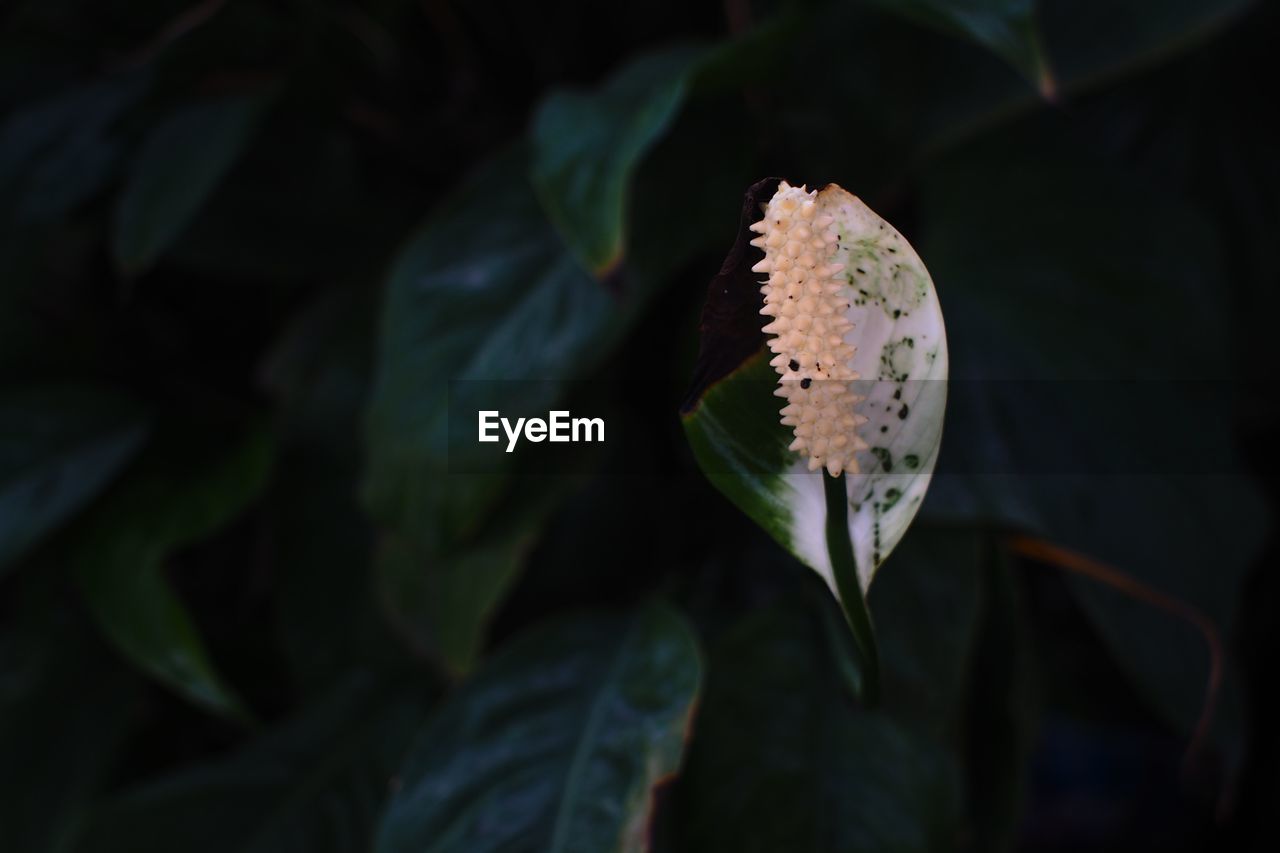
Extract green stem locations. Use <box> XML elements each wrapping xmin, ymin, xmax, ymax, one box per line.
<box><xmin>823</xmin><ymin>472</ymin><xmax>879</xmax><ymax>706</ymax></box>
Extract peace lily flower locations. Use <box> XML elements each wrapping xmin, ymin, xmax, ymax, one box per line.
<box><xmin>682</xmin><ymin>178</ymin><xmax>949</xmax><ymax>700</ymax></box>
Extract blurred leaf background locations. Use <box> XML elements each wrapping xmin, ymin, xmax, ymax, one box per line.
<box><xmin>1</xmin><ymin>0</ymin><xmax>1277</xmax><ymax>850</ymax></box>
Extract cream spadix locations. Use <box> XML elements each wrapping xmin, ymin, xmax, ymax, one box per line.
<box><xmin>749</xmin><ymin>181</ymin><xmax>869</xmax><ymax>477</ymax></box>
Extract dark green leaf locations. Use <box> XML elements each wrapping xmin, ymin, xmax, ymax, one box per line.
<box><xmin>364</xmin><ymin>49</ymin><xmax>750</xmax><ymax>670</ymax></box>
<box><xmin>68</xmin><ymin>675</ymin><xmax>435</xmax><ymax>853</ymax></box>
<box><xmin>376</xmin><ymin>602</ymin><xmax>702</xmax><ymax>853</ymax></box>
<box><xmin>870</xmin><ymin>527</ymin><xmax>987</xmax><ymax>737</ymax></box>
<box><xmin>918</xmin><ymin>128</ymin><xmax>1266</xmax><ymax>757</ymax></box>
<box><xmin>1</xmin><ymin>600</ymin><xmax>139</xmax><ymax>853</ymax></box>
<box><xmin>833</xmin><ymin>530</ymin><xmax>1039</xmax><ymax>849</ymax></box>
<box><xmin>531</xmin><ymin>46</ymin><xmax>705</xmax><ymax>275</ymax></box>
<box><xmin>872</xmin><ymin>0</ymin><xmax>1053</xmax><ymax>94</ymax></box>
<box><xmin>0</xmin><ymin>386</ymin><xmax>149</xmax><ymax>574</ymax></box>
<box><xmin>363</xmin><ymin>147</ymin><xmax>614</xmax><ymax>552</ymax></box>
<box><xmin>668</xmin><ymin>590</ymin><xmax>960</xmax><ymax>851</ymax></box>
<box><xmin>962</xmin><ymin>556</ymin><xmax>1040</xmax><ymax>853</ymax></box>
<box><xmin>74</xmin><ymin>425</ymin><xmax>274</xmax><ymax>720</ymax></box>
<box><xmin>0</xmin><ymin>73</ymin><xmax>147</xmax><ymax>222</ymax></box>
<box><xmin>0</xmin><ymin>234</ymin><xmax>40</xmax><ymax>366</ymax></box>
<box><xmin>1039</xmin><ymin>0</ymin><xmax>1254</xmax><ymax>87</ymax></box>
<box><xmin>165</xmin><ymin>125</ymin><xmax>417</xmax><ymax>284</ymax></box>
<box><xmin>363</xmin><ymin>147</ymin><xmax>625</xmax><ymax>668</ymax></box>
<box><xmin>373</xmin><ymin>518</ymin><xmax>551</xmax><ymax>675</ymax></box>
<box><xmin>623</xmin><ymin>94</ymin><xmax>758</xmax><ymax>285</ymax></box>
<box><xmin>112</xmin><ymin>92</ymin><xmax>269</xmax><ymax>275</ymax></box>
<box><xmin>774</xmin><ymin>0</ymin><xmax>1254</xmax><ymax>194</ymax></box>
<box><xmin>262</xmin><ymin>289</ymin><xmax>405</xmax><ymax>694</ymax></box>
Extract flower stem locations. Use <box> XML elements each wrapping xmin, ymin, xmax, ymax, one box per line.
<box><xmin>823</xmin><ymin>471</ymin><xmax>879</xmax><ymax>706</ymax></box>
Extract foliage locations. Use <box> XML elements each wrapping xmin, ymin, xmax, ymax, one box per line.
<box><xmin>0</xmin><ymin>0</ymin><xmax>1275</xmax><ymax>851</ymax></box>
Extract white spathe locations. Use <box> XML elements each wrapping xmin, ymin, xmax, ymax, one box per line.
<box><xmin>757</xmin><ymin>183</ymin><xmax>948</xmax><ymax>592</ymax></box>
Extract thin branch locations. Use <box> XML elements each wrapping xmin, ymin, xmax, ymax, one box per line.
<box><xmin>1005</xmin><ymin>534</ymin><xmax>1223</xmax><ymax>765</ymax></box>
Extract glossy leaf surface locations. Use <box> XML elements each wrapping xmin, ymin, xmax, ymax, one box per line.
<box><xmin>377</xmin><ymin>603</ymin><xmax>701</xmax><ymax>852</ymax></box>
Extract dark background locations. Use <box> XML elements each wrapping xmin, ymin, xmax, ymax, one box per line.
<box><xmin>1</xmin><ymin>0</ymin><xmax>1277</xmax><ymax>851</ymax></box>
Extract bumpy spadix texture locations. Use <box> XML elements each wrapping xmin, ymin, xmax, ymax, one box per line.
<box><xmin>750</xmin><ymin>182</ymin><xmax>869</xmax><ymax>476</ymax></box>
